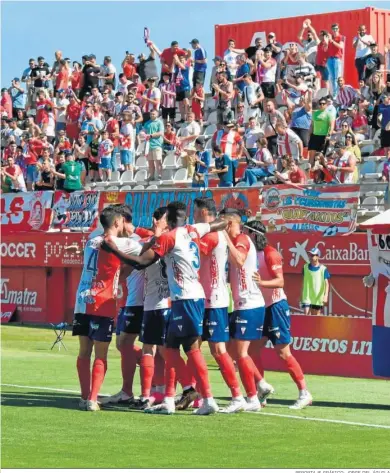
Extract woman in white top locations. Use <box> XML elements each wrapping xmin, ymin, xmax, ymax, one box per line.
<box><xmin>42</xmin><ymin>106</ymin><xmax>56</xmax><ymax>144</ymax></box>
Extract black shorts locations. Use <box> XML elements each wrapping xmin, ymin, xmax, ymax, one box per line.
<box><xmin>116</xmin><ymin>306</ymin><xmax>143</xmax><ymax>335</ymax></box>
<box><xmin>140</xmin><ymin>309</ymin><xmax>171</xmax><ymax>346</ymax></box>
<box><xmin>193</xmin><ymin>71</ymin><xmax>206</xmax><ymax>86</ymax></box>
<box><xmin>315</xmin><ymin>65</ymin><xmax>329</xmax><ymax>81</ymax></box>
<box><xmin>176</xmin><ymin>90</ymin><xmax>190</xmax><ymax>102</ymax></box>
<box><xmin>261</xmin><ymin>82</ymin><xmax>275</xmax><ymax>99</ymax></box>
<box><xmin>291</xmin><ymin>127</ymin><xmax>310</xmax><ymax>148</ymax></box>
<box><xmin>308</xmin><ymin>134</ymin><xmax>327</xmax><ymax>152</ymax></box>
<box><xmin>161</xmin><ymin>107</ymin><xmax>176</xmax><ymax>120</ymax></box>
<box><xmin>302</xmin><ymin>304</ymin><xmax>323</xmax><ymax>311</ymax></box>
<box><xmin>380</xmin><ymin>129</ymin><xmax>390</xmax><ymax>148</ymax></box>
<box><xmin>72</xmin><ymin>313</ymin><xmax>114</xmax><ymax>342</ymax></box>
<box><xmin>89</xmin><ymin>161</ymin><xmax>99</xmax><ymax>171</ymax></box>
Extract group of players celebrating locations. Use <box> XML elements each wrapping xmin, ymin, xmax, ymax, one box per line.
<box><xmin>72</xmin><ymin>198</ymin><xmax>312</xmax><ymax>414</ymax></box>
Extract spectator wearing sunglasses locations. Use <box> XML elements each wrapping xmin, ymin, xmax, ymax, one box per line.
<box><xmin>308</xmin><ymin>98</ymin><xmax>334</xmax><ymax>165</ymax></box>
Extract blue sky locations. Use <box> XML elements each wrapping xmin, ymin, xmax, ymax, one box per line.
<box><xmin>1</xmin><ymin>1</ymin><xmax>387</xmax><ymax>88</ymax></box>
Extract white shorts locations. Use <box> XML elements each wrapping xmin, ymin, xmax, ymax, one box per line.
<box><xmin>148</xmin><ymin>148</ymin><xmax>163</xmax><ymax>162</ymax></box>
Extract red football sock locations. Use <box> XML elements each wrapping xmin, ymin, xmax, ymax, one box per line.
<box><xmin>164</xmin><ymin>348</ymin><xmax>179</xmax><ymax>397</ymax></box>
<box><xmin>286</xmin><ymin>355</ymin><xmax>306</xmax><ymax>390</ymax></box>
<box><xmin>186</xmin><ymin>349</ymin><xmax>212</xmax><ymax>398</ymax></box>
<box><xmin>76</xmin><ymin>356</ymin><xmax>91</xmax><ymax>400</ymax></box>
<box><xmin>140</xmin><ymin>354</ymin><xmax>155</xmax><ymax>398</ymax></box>
<box><xmin>214</xmin><ymin>352</ymin><xmax>242</xmax><ymax>398</ymax></box>
<box><xmin>88</xmin><ymin>358</ymin><xmax>107</xmax><ymax>402</ymax></box>
<box><xmin>175</xmin><ymin>354</ymin><xmax>195</xmax><ymax>389</ymax></box>
<box><xmin>120</xmin><ymin>345</ymin><xmax>141</xmax><ymax>396</ymax></box>
<box><xmin>151</xmin><ymin>351</ymin><xmax>165</xmax><ymax>387</ymax></box>
<box><xmin>237</xmin><ymin>356</ymin><xmax>257</xmax><ymax>398</ymax></box>
<box><xmin>248</xmin><ymin>345</ymin><xmax>265</xmax><ymax>380</ymax></box>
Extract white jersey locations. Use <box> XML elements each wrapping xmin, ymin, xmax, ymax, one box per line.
<box><xmin>75</xmin><ymin>235</ymin><xmax>140</xmax><ymax>316</ymax></box>
<box><xmin>125</xmin><ymin>239</ymin><xmax>144</xmax><ymax>307</ymax></box>
<box><xmin>229</xmin><ymin>234</ymin><xmax>265</xmax><ymax>310</ymax></box>
<box><xmin>144</xmin><ymin>258</ymin><xmax>170</xmax><ymax>311</ymax></box>
<box><xmin>199</xmin><ymin>231</ymin><xmax>229</xmax><ymax>309</ymax></box>
<box><xmin>152</xmin><ymin>223</ymin><xmax>210</xmax><ymax>301</ymax></box>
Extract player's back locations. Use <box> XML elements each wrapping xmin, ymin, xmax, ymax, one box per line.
<box><xmin>125</xmin><ymin>238</ymin><xmax>145</xmax><ymax>307</ymax></box>
<box><xmin>144</xmin><ymin>257</ymin><xmax>170</xmax><ymax>311</ymax></box>
<box><xmin>153</xmin><ymin>224</ymin><xmax>209</xmax><ymax>301</ymax></box>
<box><xmin>257</xmin><ymin>245</ymin><xmax>287</xmax><ymax>308</ymax></box>
<box><xmin>199</xmin><ymin>231</ymin><xmax>229</xmax><ymax>308</ymax></box>
<box><xmin>229</xmin><ymin>234</ymin><xmax>265</xmax><ymax>310</ymax></box>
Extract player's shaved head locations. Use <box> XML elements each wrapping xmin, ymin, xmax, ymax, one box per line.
<box><xmin>167</xmin><ymin>201</ymin><xmax>187</xmax><ymax>228</ymax></box>
<box><xmin>100</xmin><ymin>206</ymin><xmax>123</xmax><ymax>230</ymax></box>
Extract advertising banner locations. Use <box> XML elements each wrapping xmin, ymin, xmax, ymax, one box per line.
<box><xmin>261</xmin><ymin>185</ymin><xmax>360</xmax><ymax>236</ymax></box>
<box><xmin>99</xmin><ymin>188</ymin><xmax>260</xmax><ymax>227</ymax></box>
<box><xmin>261</xmin><ymin>315</ymin><xmax>374</xmax><ymax>378</ymax></box>
<box><xmin>1</xmin><ymin>191</ymin><xmax>53</xmax><ymax>234</ymax></box>
<box><xmin>51</xmin><ymin>190</ymin><xmax>100</xmax><ymax>231</ymax></box>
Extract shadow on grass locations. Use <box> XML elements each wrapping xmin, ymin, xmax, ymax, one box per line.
<box><xmin>215</xmin><ymin>396</ymin><xmax>390</xmax><ymax>411</ymax></box>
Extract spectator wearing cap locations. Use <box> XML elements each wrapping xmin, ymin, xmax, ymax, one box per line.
<box><xmin>378</xmin><ymin>94</ymin><xmax>390</xmax><ymax>155</ymax></box>
<box><xmin>265</xmin><ymin>32</ymin><xmax>283</xmax><ymax>80</ymax></box>
<box><xmin>308</xmin><ymin>98</ymin><xmax>334</xmax><ymax>165</ymax></box>
<box><xmin>327</xmin><ymin>141</ymin><xmax>357</xmax><ymax>184</ymax></box>
<box><xmin>159</xmin><ymin>72</ymin><xmax>176</xmax><ymax>125</ymax></box>
<box><xmin>335</xmin><ymin>77</ymin><xmax>358</xmax><ymax>108</ymax></box>
<box><xmin>298</xmin><ymin>19</ymin><xmax>320</xmax><ymax>67</ymax></box>
<box><xmin>8</xmin><ymin>78</ymin><xmax>26</xmax><ymax>117</ymax></box>
<box><xmin>143</xmin><ymin>108</ymin><xmax>164</xmax><ymax>180</ymax></box>
<box><xmin>99</xmin><ymin>56</ymin><xmax>117</xmax><ymax>90</ymax></box>
<box><xmin>190</xmin><ymin>81</ymin><xmax>205</xmax><ymax>126</ymax></box>
<box><xmin>121</xmin><ymin>53</ymin><xmax>137</xmax><ymax>80</ymax></box>
<box><xmin>353</xmin><ymin>25</ymin><xmax>376</xmax><ymax>82</ymax></box>
<box><xmin>224</xmin><ymin>39</ymin><xmax>239</xmax><ymax>79</ymax></box>
<box><xmin>364</xmin><ymin>43</ymin><xmax>384</xmax><ymax>83</ymax></box>
<box><xmin>213</xmin><ymin>71</ymin><xmax>234</xmax><ymax>125</ymax></box>
<box><xmin>138</xmin><ymin>41</ymin><xmax>159</xmax><ymax>84</ymax></box>
<box><xmin>80</xmin><ymin>55</ymin><xmax>100</xmax><ymax>100</ymax></box>
<box><xmin>141</xmin><ymin>77</ymin><xmax>161</xmax><ymax>123</ymax></box>
<box><xmin>192</xmin><ymin>137</ymin><xmax>211</xmax><ymax>188</ymax></box>
<box><xmin>190</xmin><ymin>38</ymin><xmax>207</xmax><ymax>87</ymax></box>
<box><xmin>1</xmin><ymin>88</ymin><xmax>12</xmax><ymax>118</ymax></box>
<box><xmin>326</xmin><ymin>23</ymin><xmax>344</xmax><ymax>97</ymax></box>
<box><xmin>242</xmin><ymin>74</ymin><xmax>264</xmax><ymax>125</ymax></box>
<box><xmin>301</xmin><ymin>247</ymin><xmax>330</xmax><ymax>316</ymax></box>
<box><xmin>160</xmin><ymin>41</ymin><xmax>186</xmax><ymax>80</ymax></box>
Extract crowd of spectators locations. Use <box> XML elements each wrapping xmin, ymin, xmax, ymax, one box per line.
<box><xmin>1</xmin><ymin>21</ymin><xmax>390</xmax><ymax>197</ymax></box>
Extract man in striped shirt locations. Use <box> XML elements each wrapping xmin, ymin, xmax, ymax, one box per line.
<box><xmin>141</xmin><ymin>77</ymin><xmax>161</xmax><ymax>123</ymax></box>
<box><xmin>159</xmin><ymin>72</ymin><xmax>176</xmax><ymax>125</ymax></box>
<box><xmin>275</xmin><ymin>123</ymin><xmax>303</xmax><ymax>162</ymax></box>
<box><xmin>335</xmin><ymin>78</ymin><xmax>357</xmax><ymax>108</ymax></box>
<box><xmin>190</xmin><ymin>39</ymin><xmax>207</xmax><ymax>87</ymax></box>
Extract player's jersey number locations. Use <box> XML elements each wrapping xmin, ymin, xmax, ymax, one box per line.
<box><xmin>189</xmin><ymin>241</ymin><xmax>200</xmax><ymax>269</ymax></box>
<box><xmin>86</xmin><ymin>249</ymin><xmax>98</xmax><ymax>276</ymax></box>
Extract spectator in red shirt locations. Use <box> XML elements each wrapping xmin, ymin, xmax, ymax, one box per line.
<box><xmin>326</xmin><ymin>23</ymin><xmax>344</xmax><ymax>98</ymax></box>
<box><xmin>54</xmin><ymin>60</ymin><xmax>70</xmax><ymax>92</ymax></box>
<box><xmin>349</xmin><ymin>105</ymin><xmax>368</xmax><ymax>142</ymax></box>
<box><xmin>23</xmin><ymin>134</ymin><xmax>45</xmax><ymax>190</ymax></box>
<box><xmin>314</xmin><ymin>30</ymin><xmax>330</xmax><ymax>91</ymax></box>
<box><xmin>163</xmin><ymin>122</ymin><xmax>176</xmax><ymax>153</ymax></box>
<box><xmin>71</xmin><ymin>62</ymin><xmax>83</xmax><ymax>97</ymax></box>
<box><xmin>1</xmin><ymin>155</ymin><xmax>27</xmax><ymax>192</ymax></box>
<box><xmin>35</xmin><ymin>90</ymin><xmax>53</xmax><ymax>126</ymax></box>
<box><xmin>1</xmin><ymin>88</ymin><xmax>12</xmax><ymax>118</ymax></box>
<box><xmin>66</xmin><ymin>92</ymin><xmax>82</xmax><ymax>143</ymax></box>
<box><xmin>122</xmin><ymin>53</ymin><xmax>137</xmax><ymax>80</ymax></box>
<box><xmin>288</xmin><ymin>161</ymin><xmax>307</xmax><ymax>184</ymax></box>
<box><xmin>160</xmin><ymin>41</ymin><xmax>186</xmax><ymax>80</ymax></box>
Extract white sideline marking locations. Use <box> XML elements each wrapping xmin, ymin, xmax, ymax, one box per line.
<box><xmin>2</xmin><ymin>383</ymin><xmax>390</xmax><ymax>430</ymax></box>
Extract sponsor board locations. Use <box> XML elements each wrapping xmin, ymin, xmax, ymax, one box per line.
<box><xmin>261</xmin><ymin>315</ymin><xmax>375</xmax><ymax>378</ymax></box>
<box><xmin>51</xmin><ymin>190</ymin><xmax>100</xmax><ymax>231</ymax></box>
<box><xmin>1</xmin><ymin>304</ymin><xmax>17</xmax><ymax>324</ymax></box>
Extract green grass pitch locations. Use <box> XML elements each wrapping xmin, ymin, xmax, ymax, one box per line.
<box><xmin>1</xmin><ymin>325</ymin><xmax>390</xmax><ymax>468</ymax></box>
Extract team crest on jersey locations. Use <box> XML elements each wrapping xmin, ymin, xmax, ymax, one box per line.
<box><xmin>125</xmin><ymin>321</ymin><xmax>130</xmax><ymax>327</ymax></box>
<box><xmin>275</xmin><ymin>331</ymin><xmax>280</xmax><ymax>339</ymax></box>
<box><xmin>178</xmin><ymin>325</ymin><xmax>183</xmax><ymax>331</ymax></box>
<box><xmin>209</xmin><ymin>328</ymin><xmax>214</xmax><ymax>336</ymax></box>
<box><xmin>240</xmin><ymin>327</ymin><xmax>246</xmax><ymax>334</ymax></box>
<box><xmin>90</xmin><ymin>323</ymin><xmax>99</xmax><ymax>330</ymax></box>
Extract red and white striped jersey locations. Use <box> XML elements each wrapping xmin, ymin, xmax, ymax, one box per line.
<box><xmin>229</xmin><ymin>234</ymin><xmax>265</xmax><ymax>310</ymax></box>
<box><xmin>335</xmin><ymin>86</ymin><xmax>357</xmax><ymax>108</ymax></box>
<box><xmin>74</xmin><ymin>235</ymin><xmax>141</xmax><ymax>318</ymax></box>
<box><xmin>276</xmin><ymin>129</ymin><xmax>302</xmax><ymax>160</ymax></box>
<box><xmin>142</xmin><ymin>86</ymin><xmax>161</xmax><ymax>113</ymax></box>
<box><xmin>212</xmin><ymin>130</ymin><xmax>242</xmax><ymax>158</ymax></box>
<box><xmin>159</xmin><ymin>82</ymin><xmax>176</xmax><ymax>109</ymax></box>
<box><xmin>199</xmin><ymin>231</ymin><xmax>229</xmax><ymax>309</ymax></box>
<box><xmin>257</xmin><ymin>245</ymin><xmax>287</xmax><ymax>308</ymax></box>
<box><xmin>152</xmin><ymin>223</ymin><xmax>210</xmax><ymax>301</ymax></box>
